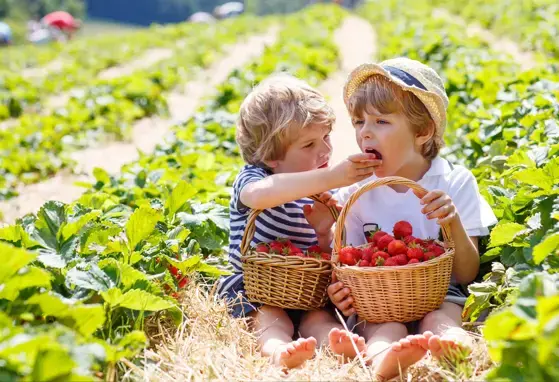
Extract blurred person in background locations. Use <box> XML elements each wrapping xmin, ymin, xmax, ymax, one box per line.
<box><xmin>41</xmin><ymin>11</ymin><xmax>82</xmax><ymax>41</ymax></box>
<box><xmin>0</xmin><ymin>21</ymin><xmax>12</xmax><ymax>46</ymax></box>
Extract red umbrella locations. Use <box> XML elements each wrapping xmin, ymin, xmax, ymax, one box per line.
<box><xmin>42</xmin><ymin>11</ymin><xmax>80</xmax><ymax>30</ymax></box>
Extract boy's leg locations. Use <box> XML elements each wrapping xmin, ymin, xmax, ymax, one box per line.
<box><xmin>298</xmin><ymin>309</ymin><xmax>366</xmax><ymax>361</ymax></box>
<box><xmin>250</xmin><ymin>305</ymin><xmax>317</xmax><ymax>368</ymax></box>
<box><xmin>418</xmin><ymin>302</ymin><xmax>473</xmax><ymax>359</ymax></box>
<box><xmin>358</xmin><ymin>321</ymin><xmax>430</xmax><ymax>381</ymax></box>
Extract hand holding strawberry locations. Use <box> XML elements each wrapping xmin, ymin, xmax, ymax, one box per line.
<box><xmin>328</xmin><ymin>152</ymin><xmax>382</xmax><ymax>187</ymax></box>
<box><xmin>414</xmin><ymin>189</ymin><xmax>459</xmax><ymax>226</ymax></box>
<box><xmin>303</xmin><ymin>192</ymin><xmax>342</xmax><ymax>236</ymax></box>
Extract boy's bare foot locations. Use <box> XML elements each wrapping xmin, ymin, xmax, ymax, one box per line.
<box><xmin>428</xmin><ymin>328</ymin><xmax>472</xmax><ymax>361</ymax></box>
<box><xmin>272</xmin><ymin>337</ymin><xmax>317</xmax><ymax>369</ymax></box>
<box><xmin>329</xmin><ymin>328</ymin><xmax>367</xmax><ymax>361</ymax></box>
<box><xmin>373</xmin><ymin>334</ymin><xmax>429</xmax><ymax>380</ymax></box>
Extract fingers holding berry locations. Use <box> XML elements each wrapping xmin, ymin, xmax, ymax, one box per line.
<box><xmin>419</xmin><ymin>190</ymin><xmax>458</xmax><ymax>225</ymax></box>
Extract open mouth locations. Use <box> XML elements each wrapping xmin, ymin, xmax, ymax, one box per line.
<box><xmin>318</xmin><ymin>162</ymin><xmax>329</xmax><ymax>169</ymax></box>
<box><xmin>365</xmin><ymin>148</ymin><xmax>383</xmax><ymax>160</ymax></box>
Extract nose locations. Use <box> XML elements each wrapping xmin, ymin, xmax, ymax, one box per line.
<box><xmin>360</xmin><ymin>122</ymin><xmax>374</xmax><ymax>140</ymax></box>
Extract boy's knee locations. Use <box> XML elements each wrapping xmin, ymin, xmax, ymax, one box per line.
<box><xmin>419</xmin><ymin>302</ymin><xmax>462</xmax><ymax>332</ymax></box>
<box><xmin>254</xmin><ymin>305</ymin><xmax>294</xmax><ymax>332</ymax></box>
<box><xmin>359</xmin><ymin>321</ymin><xmax>407</xmax><ymax>339</ymax></box>
<box><xmin>299</xmin><ymin>309</ymin><xmax>335</xmax><ymax>328</ymax></box>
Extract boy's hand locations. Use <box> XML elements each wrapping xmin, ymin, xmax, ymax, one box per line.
<box><xmin>303</xmin><ymin>192</ymin><xmax>342</xmax><ymax>236</ymax></box>
<box><xmin>327</xmin><ymin>273</ymin><xmax>355</xmax><ymax>316</ymax></box>
<box><xmin>414</xmin><ymin>189</ymin><xmax>459</xmax><ymax>226</ymax></box>
<box><xmin>329</xmin><ymin>153</ymin><xmax>381</xmax><ymax>187</ymax></box>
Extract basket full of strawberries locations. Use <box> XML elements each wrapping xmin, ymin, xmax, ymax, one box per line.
<box><xmin>241</xmin><ymin>196</ymin><xmax>337</xmax><ymax>310</ymax></box>
<box><xmin>332</xmin><ymin>177</ymin><xmax>455</xmax><ymax>323</ymax></box>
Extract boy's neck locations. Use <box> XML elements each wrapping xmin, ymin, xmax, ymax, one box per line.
<box><xmin>391</xmin><ymin>157</ymin><xmax>432</xmax><ymax>193</ymax></box>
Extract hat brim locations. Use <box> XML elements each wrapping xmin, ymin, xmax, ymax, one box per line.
<box><xmin>343</xmin><ymin>63</ymin><xmax>447</xmax><ymax>132</ymax></box>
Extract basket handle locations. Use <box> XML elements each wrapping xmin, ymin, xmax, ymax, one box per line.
<box><xmin>333</xmin><ymin>176</ymin><xmax>455</xmax><ymax>257</ymax></box>
<box><xmin>240</xmin><ymin>194</ymin><xmax>341</xmax><ymax>254</ymax></box>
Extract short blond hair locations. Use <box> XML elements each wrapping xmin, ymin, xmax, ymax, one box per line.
<box><xmin>348</xmin><ymin>75</ymin><xmax>442</xmax><ymax>160</ymax></box>
<box><xmin>236</xmin><ymin>73</ymin><xmax>335</xmax><ymax>166</ymax></box>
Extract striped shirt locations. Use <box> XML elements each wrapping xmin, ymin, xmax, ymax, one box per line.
<box><xmin>217</xmin><ymin>165</ymin><xmax>319</xmax><ymax>297</ymax></box>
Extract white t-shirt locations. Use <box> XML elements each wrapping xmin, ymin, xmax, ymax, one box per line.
<box><xmin>333</xmin><ymin>156</ymin><xmax>497</xmax><ymax>246</ymax></box>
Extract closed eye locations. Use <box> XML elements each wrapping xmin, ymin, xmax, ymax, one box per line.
<box><xmin>352</xmin><ymin>119</ymin><xmax>364</xmax><ymax>126</ymax></box>
<box><xmin>303</xmin><ymin>142</ymin><xmax>314</xmax><ymax>148</ymax></box>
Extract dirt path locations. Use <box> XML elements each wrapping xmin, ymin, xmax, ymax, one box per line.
<box><xmin>321</xmin><ymin>16</ymin><xmax>377</xmax><ymax>165</ymax></box>
<box><xmin>0</xmin><ymin>29</ymin><xmax>278</xmax><ymax>224</ymax></box>
<box><xmin>21</xmin><ymin>59</ymin><xmax>64</xmax><ymax>79</ymax></box>
<box><xmin>433</xmin><ymin>8</ymin><xmax>536</xmax><ymax>71</ymax></box>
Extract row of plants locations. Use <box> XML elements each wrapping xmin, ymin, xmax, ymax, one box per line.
<box><xmin>0</xmin><ymin>17</ymin><xmax>268</xmax><ymax>201</ymax></box>
<box><xmin>0</xmin><ymin>17</ymin><xmax>266</xmax><ymax>120</ymax></box>
<box><xmin>359</xmin><ymin>1</ymin><xmax>558</xmax><ymax>380</ymax></box>
<box><xmin>0</xmin><ymin>4</ymin><xmax>345</xmax><ymax>380</ymax></box>
<box><xmin>432</xmin><ymin>0</ymin><xmax>559</xmax><ymax>59</ymax></box>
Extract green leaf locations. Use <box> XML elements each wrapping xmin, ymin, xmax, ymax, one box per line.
<box><xmin>489</xmin><ymin>222</ymin><xmax>527</xmax><ymax>248</ymax></box>
<box><xmin>32</xmin><ymin>349</ymin><xmax>75</xmax><ymax>381</ymax></box>
<box><xmin>36</xmin><ymin>249</ymin><xmax>67</xmax><ymax>269</ymax></box>
<box><xmin>98</xmin><ymin>258</ymin><xmax>148</xmax><ymax>288</ymax></box>
<box><xmin>65</xmin><ymin>264</ymin><xmax>114</xmax><ymax>292</ymax></box>
<box><xmin>166</xmin><ymin>181</ymin><xmax>197</xmax><ymax>217</ymax></box>
<box><xmin>0</xmin><ymin>267</ymin><xmax>52</xmax><ymax>301</ymax></box>
<box><xmin>32</xmin><ymin>201</ymin><xmax>66</xmax><ymax>249</ymax></box>
<box><xmin>533</xmin><ymin>233</ymin><xmax>559</xmax><ymax>264</ymax></box>
<box><xmin>61</xmin><ymin>211</ymin><xmax>101</xmax><ymax>240</ymax></box>
<box><xmin>101</xmin><ymin>288</ymin><xmax>123</xmax><ymax>308</ymax></box>
<box><xmin>0</xmin><ymin>225</ymin><xmax>37</xmax><ymax>247</ymax></box>
<box><xmin>196</xmin><ymin>153</ymin><xmax>216</xmax><ymax>170</ymax></box>
<box><xmin>26</xmin><ymin>294</ymin><xmax>70</xmax><ymax>316</ymax></box>
<box><xmin>66</xmin><ymin>305</ymin><xmax>105</xmax><ymax>337</ymax></box>
<box><xmin>118</xmin><ymin>289</ymin><xmax>175</xmax><ymax>311</ymax></box>
<box><xmin>0</xmin><ymin>242</ymin><xmax>37</xmax><ymax>283</ymax></box>
<box><xmin>196</xmin><ymin>263</ymin><xmax>231</xmax><ymax>277</ymax></box>
<box><xmin>125</xmin><ymin>206</ymin><xmax>161</xmax><ymax>250</ymax></box>
<box><xmin>93</xmin><ymin>167</ymin><xmax>111</xmax><ymax>185</ymax></box>
<box><xmin>513</xmin><ymin>168</ymin><xmax>554</xmax><ymax>191</ymax></box>
<box><xmin>480</xmin><ymin>247</ymin><xmax>502</xmax><ymax>264</ymax></box>
<box><xmin>109</xmin><ymin>331</ymin><xmax>148</xmax><ymax>361</ymax></box>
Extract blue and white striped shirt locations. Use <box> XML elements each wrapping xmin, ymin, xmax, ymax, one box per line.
<box><xmin>217</xmin><ymin>165</ymin><xmax>319</xmax><ymax>296</ymax></box>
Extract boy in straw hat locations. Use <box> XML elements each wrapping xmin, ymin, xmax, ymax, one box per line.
<box><xmin>326</xmin><ymin>57</ymin><xmax>497</xmax><ymax>379</ymax></box>
<box><xmin>216</xmin><ymin>73</ymin><xmax>381</xmax><ymax>368</ymax></box>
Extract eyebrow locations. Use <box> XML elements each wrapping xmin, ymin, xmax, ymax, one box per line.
<box><xmin>300</xmin><ymin>126</ymin><xmax>331</xmax><ymax>145</ymax></box>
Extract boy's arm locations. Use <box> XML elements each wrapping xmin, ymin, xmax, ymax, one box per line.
<box><xmin>417</xmin><ymin>189</ymin><xmax>480</xmax><ymax>284</ymax></box>
<box><xmin>240</xmin><ymin>153</ymin><xmax>379</xmax><ymax>210</ymax></box>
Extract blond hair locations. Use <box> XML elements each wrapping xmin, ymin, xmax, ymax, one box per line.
<box><xmin>236</xmin><ymin>73</ymin><xmax>335</xmax><ymax>166</ymax></box>
<box><xmin>348</xmin><ymin>75</ymin><xmax>442</xmax><ymax>160</ymax></box>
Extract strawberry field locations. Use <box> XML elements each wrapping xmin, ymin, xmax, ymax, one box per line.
<box><xmin>1</xmin><ymin>1</ymin><xmax>559</xmax><ymax>380</ymax></box>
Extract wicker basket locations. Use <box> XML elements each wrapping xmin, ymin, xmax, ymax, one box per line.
<box><xmin>332</xmin><ymin>176</ymin><xmax>455</xmax><ymax>323</ymax></box>
<box><xmin>240</xmin><ymin>195</ymin><xmax>338</xmax><ymax>310</ymax></box>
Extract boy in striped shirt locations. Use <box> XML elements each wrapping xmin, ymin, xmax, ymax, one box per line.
<box><xmin>217</xmin><ymin>73</ymin><xmax>379</xmax><ymax>368</ymax></box>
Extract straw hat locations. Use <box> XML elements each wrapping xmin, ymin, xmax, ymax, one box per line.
<box><xmin>343</xmin><ymin>57</ymin><xmax>449</xmax><ymax>132</ymax></box>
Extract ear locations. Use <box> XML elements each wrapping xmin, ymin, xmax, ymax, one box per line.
<box><xmin>263</xmin><ymin>159</ymin><xmax>278</xmax><ymax>169</ymax></box>
<box><xmin>415</xmin><ymin>121</ymin><xmax>435</xmax><ymax>146</ymax></box>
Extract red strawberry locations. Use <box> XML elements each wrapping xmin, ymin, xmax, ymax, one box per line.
<box><xmin>387</xmin><ymin>240</ymin><xmax>407</xmax><ymax>256</ymax></box>
<box><xmin>171</xmin><ymin>292</ymin><xmax>180</xmax><ymax>300</ymax></box>
<box><xmin>408</xmin><ymin>258</ymin><xmax>420</xmax><ymax>264</ymax></box>
<box><xmin>383</xmin><ymin>257</ymin><xmax>399</xmax><ymax>266</ymax></box>
<box><xmin>410</xmin><ymin>237</ymin><xmax>426</xmax><ymax>246</ymax></box>
<box><xmin>372</xmin><ymin>251</ymin><xmax>390</xmax><ymax>263</ymax></box>
<box><xmin>366</xmin><ymin>232</ymin><xmax>375</xmax><ymax>243</ymax></box>
<box><xmin>377</xmin><ymin>235</ymin><xmax>395</xmax><ymax>250</ymax></box>
<box><xmin>360</xmin><ymin>260</ymin><xmax>371</xmax><ymax>267</ymax></box>
<box><xmin>255</xmin><ymin>243</ymin><xmax>269</xmax><ymax>253</ymax></box>
<box><xmin>168</xmin><ymin>266</ymin><xmax>179</xmax><ymax>276</ymax></box>
<box><xmin>320</xmin><ymin>252</ymin><xmax>331</xmax><ymax>261</ymax></box>
<box><xmin>393</xmin><ymin>221</ymin><xmax>413</xmax><ymax>239</ymax></box>
<box><xmin>392</xmin><ymin>254</ymin><xmax>408</xmax><ymax>265</ymax></box>
<box><xmin>362</xmin><ymin>246</ymin><xmax>376</xmax><ymax>262</ymax></box>
<box><xmin>407</xmin><ymin>247</ymin><xmax>424</xmax><ymax>261</ymax></box>
<box><xmin>269</xmin><ymin>241</ymin><xmax>284</xmax><ymax>254</ymax></box>
<box><xmin>424</xmin><ymin>251</ymin><xmax>436</xmax><ymax>261</ymax></box>
<box><xmin>403</xmin><ymin>235</ymin><xmax>416</xmax><ymax>245</ymax></box>
<box><xmin>427</xmin><ymin>243</ymin><xmax>445</xmax><ymax>256</ymax></box>
<box><xmin>371</xmin><ymin>230</ymin><xmax>388</xmax><ymax>245</ymax></box>
<box><xmin>178</xmin><ymin>276</ymin><xmax>189</xmax><ymax>288</ymax></box>
<box><xmin>307</xmin><ymin>245</ymin><xmax>322</xmax><ymax>255</ymax></box>
<box><xmin>339</xmin><ymin>246</ymin><xmax>362</xmax><ymax>266</ymax></box>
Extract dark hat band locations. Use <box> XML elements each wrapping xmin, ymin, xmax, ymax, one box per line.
<box><xmin>383</xmin><ymin>65</ymin><xmax>427</xmax><ymax>91</ymax></box>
